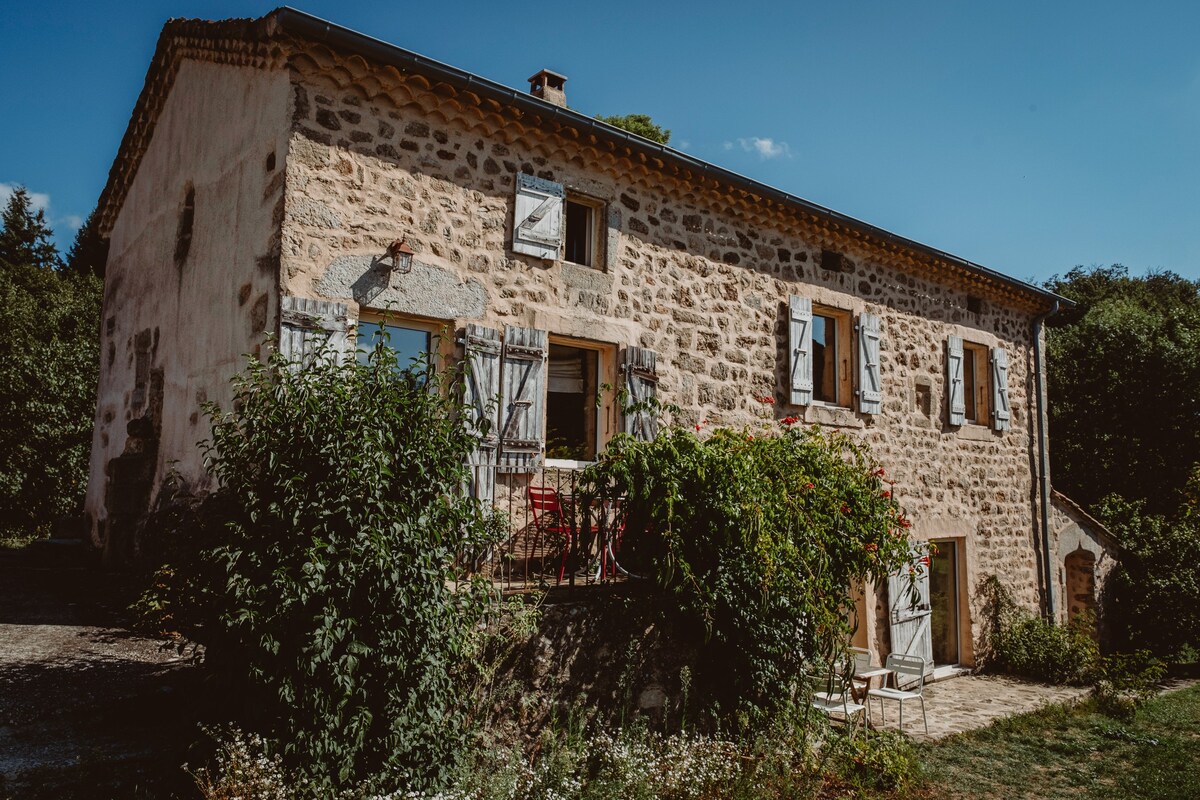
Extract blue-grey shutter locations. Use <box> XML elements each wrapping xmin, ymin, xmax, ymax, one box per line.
<box><xmin>991</xmin><ymin>346</ymin><xmax>1010</xmax><ymax>432</ymax></box>
<box><xmin>788</xmin><ymin>296</ymin><xmax>813</xmax><ymax>406</ymax></box>
<box><xmin>278</xmin><ymin>296</ymin><xmax>349</xmax><ymax>368</ymax></box>
<box><xmin>856</xmin><ymin>312</ymin><xmax>882</xmax><ymax>415</ymax></box>
<box><xmin>463</xmin><ymin>324</ymin><xmax>502</xmax><ymax>503</ymax></box>
<box><xmin>622</xmin><ymin>347</ymin><xmax>660</xmax><ymax>440</ymax></box>
<box><xmin>946</xmin><ymin>335</ymin><xmax>966</xmax><ymax>426</ymax></box>
<box><xmin>498</xmin><ymin>325</ymin><xmax>548</xmax><ymax>473</ymax></box>
<box><xmin>512</xmin><ymin>174</ymin><xmax>564</xmax><ymax>259</ymax></box>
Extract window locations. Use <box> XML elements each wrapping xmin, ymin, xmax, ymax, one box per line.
<box><xmin>545</xmin><ymin>342</ymin><xmax>602</xmax><ymax>461</ymax></box>
<box><xmin>355</xmin><ymin>317</ymin><xmax>436</xmax><ymax>374</ymax></box>
<box><xmin>811</xmin><ymin>305</ymin><xmax>852</xmax><ymax>405</ymax></box>
<box><xmin>563</xmin><ymin>195</ymin><xmax>601</xmax><ymax>268</ymax></box>
<box><xmin>961</xmin><ymin>341</ymin><xmax>990</xmax><ymax>424</ymax></box>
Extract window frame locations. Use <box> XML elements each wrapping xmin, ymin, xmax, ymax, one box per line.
<box><xmin>810</xmin><ymin>304</ymin><xmax>853</xmax><ymax>408</ymax></box>
<box><xmin>543</xmin><ymin>334</ymin><xmax>616</xmax><ymax>467</ymax></box>
<box><xmin>960</xmin><ymin>340</ymin><xmax>991</xmax><ymax>425</ymax></box>
<box><xmin>562</xmin><ymin>192</ymin><xmax>604</xmax><ymax>270</ymax></box>
<box><xmin>353</xmin><ymin>312</ymin><xmax>444</xmax><ymax>372</ymax></box>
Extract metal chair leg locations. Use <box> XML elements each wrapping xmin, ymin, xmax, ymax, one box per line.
<box><xmin>920</xmin><ymin>696</ymin><xmax>928</xmax><ymax>735</ymax></box>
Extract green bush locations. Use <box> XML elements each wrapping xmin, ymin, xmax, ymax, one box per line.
<box><xmin>1098</xmin><ymin>485</ymin><xmax>1200</xmax><ymax>659</ymax></box>
<box><xmin>163</xmin><ymin>340</ymin><xmax>503</xmax><ymax>794</ymax></box>
<box><xmin>1093</xmin><ymin>651</ymin><xmax>1166</xmax><ymax>720</ymax></box>
<box><xmin>980</xmin><ymin>576</ymin><xmax>1099</xmax><ymax>685</ymax></box>
<box><xmin>578</xmin><ymin>422</ymin><xmax>918</xmax><ymax>725</ymax></box>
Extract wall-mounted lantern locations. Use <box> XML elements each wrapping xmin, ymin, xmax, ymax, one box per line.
<box><xmin>384</xmin><ymin>238</ymin><xmax>414</xmax><ymax>275</ymax></box>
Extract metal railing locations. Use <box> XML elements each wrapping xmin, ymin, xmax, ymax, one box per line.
<box><xmin>457</xmin><ymin>463</ymin><xmax>636</xmax><ymax>594</ymax></box>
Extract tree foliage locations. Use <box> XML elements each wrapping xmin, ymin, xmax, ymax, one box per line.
<box><xmin>0</xmin><ymin>192</ymin><xmax>101</xmax><ymax>536</ymax></box>
<box><xmin>156</xmin><ymin>342</ymin><xmax>503</xmax><ymax>794</ymax></box>
<box><xmin>1045</xmin><ymin>265</ymin><xmax>1200</xmax><ymax>515</ymax></box>
<box><xmin>579</xmin><ymin>421</ymin><xmax>918</xmax><ymax>724</ymax></box>
<box><xmin>65</xmin><ymin>209</ymin><xmax>108</xmax><ymax>278</ymax></box>
<box><xmin>596</xmin><ymin>113</ymin><xmax>671</xmax><ymax>145</ymax></box>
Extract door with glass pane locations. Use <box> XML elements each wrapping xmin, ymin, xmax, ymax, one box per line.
<box><xmin>929</xmin><ymin>539</ymin><xmax>960</xmax><ymax>665</ymax></box>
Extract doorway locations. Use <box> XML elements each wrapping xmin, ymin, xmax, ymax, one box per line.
<box><xmin>929</xmin><ymin>539</ymin><xmax>961</xmax><ymax>665</ymax></box>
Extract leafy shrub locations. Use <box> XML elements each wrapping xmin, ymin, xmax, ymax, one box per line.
<box><xmin>578</xmin><ymin>422</ymin><xmax>918</xmax><ymax>725</ymax></box>
<box><xmin>165</xmin><ymin>341</ymin><xmax>503</xmax><ymax>794</ymax></box>
<box><xmin>1098</xmin><ymin>486</ymin><xmax>1200</xmax><ymax>658</ymax></box>
<box><xmin>979</xmin><ymin>576</ymin><xmax>1099</xmax><ymax>685</ymax></box>
<box><xmin>1093</xmin><ymin>651</ymin><xmax>1166</xmax><ymax>720</ymax></box>
<box><xmin>822</xmin><ymin>729</ymin><xmax>923</xmax><ymax>793</ymax></box>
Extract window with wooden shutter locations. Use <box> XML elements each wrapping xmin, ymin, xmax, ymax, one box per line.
<box><xmin>463</xmin><ymin>324</ymin><xmax>502</xmax><ymax>503</ymax></box>
<box><xmin>498</xmin><ymin>325</ymin><xmax>548</xmax><ymax>473</ymax></box>
<box><xmin>622</xmin><ymin>347</ymin><xmax>660</xmax><ymax>441</ymax></box>
<box><xmin>788</xmin><ymin>296</ymin><xmax>813</xmax><ymax>406</ymax></box>
<box><xmin>512</xmin><ymin>174</ymin><xmax>564</xmax><ymax>259</ymax></box>
<box><xmin>279</xmin><ymin>296</ymin><xmax>350</xmax><ymax>368</ymax></box>
<box><xmin>991</xmin><ymin>346</ymin><xmax>1010</xmax><ymax>431</ymax></box>
<box><xmin>856</xmin><ymin>312</ymin><xmax>882</xmax><ymax>414</ymax></box>
<box><xmin>946</xmin><ymin>335</ymin><xmax>966</xmax><ymax>426</ymax></box>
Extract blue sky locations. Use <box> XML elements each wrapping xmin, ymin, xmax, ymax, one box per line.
<box><xmin>3</xmin><ymin>1</ymin><xmax>1197</xmax><ymax>283</ymax></box>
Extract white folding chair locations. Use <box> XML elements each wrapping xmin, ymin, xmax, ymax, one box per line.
<box><xmin>867</xmin><ymin>653</ymin><xmax>928</xmax><ymax>734</ymax></box>
<box><xmin>810</xmin><ymin>672</ymin><xmax>868</xmax><ymax>736</ymax></box>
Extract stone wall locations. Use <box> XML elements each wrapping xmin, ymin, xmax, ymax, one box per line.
<box><xmin>1050</xmin><ymin>491</ymin><xmax>1119</xmax><ymax>637</ymax></box>
<box><xmin>84</xmin><ymin>60</ymin><xmax>293</xmax><ymax>557</ymax></box>
<box><xmin>278</xmin><ymin>64</ymin><xmax>1052</xmax><ymax>663</ymax></box>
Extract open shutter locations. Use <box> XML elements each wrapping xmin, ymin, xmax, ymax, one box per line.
<box><xmin>279</xmin><ymin>296</ymin><xmax>350</xmax><ymax>368</ymax></box>
<box><xmin>991</xmin><ymin>346</ymin><xmax>1010</xmax><ymax>431</ymax></box>
<box><xmin>498</xmin><ymin>325</ymin><xmax>548</xmax><ymax>473</ymax></box>
<box><xmin>887</xmin><ymin>548</ymin><xmax>934</xmax><ymax>674</ymax></box>
<box><xmin>788</xmin><ymin>296</ymin><xmax>813</xmax><ymax>406</ymax></box>
<box><xmin>463</xmin><ymin>324</ymin><xmax>502</xmax><ymax>504</ymax></box>
<box><xmin>856</xmin><ymin>312</ymin><xmax>882</xmax><ymax>414</ymax></box>
<box><xmin>512</xmin><ymin>173</ymin><xmax>564</xmax><ymax>259</ymax></box>
<box><xmin>946</xmin><ymin>335</ymin><xmax>966</xmax><ymax>426</ymax></box>
<box><xmin>622</xmin><ymin>347</ymin><xmax>660</xmax><ymax>441</ymax></box>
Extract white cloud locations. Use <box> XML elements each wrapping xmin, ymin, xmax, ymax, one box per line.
<box><xmin>62</xmin><ymin>214</ymin><xmax>84</xmax><ymax>231</ymax></box>
<box><xmin>737</xmin><ymin>137</ymin><xmax>793</xmax><ymax>159</ymax></box>
<box><xmin>0</xmin><ymin>182</ymin><xmax>50</xmax><ymax>212</ymax></box>
<box><xmin>722</xmin><ymin>141</ymin><xmax>734</xmax><ymax>150</ymax></box>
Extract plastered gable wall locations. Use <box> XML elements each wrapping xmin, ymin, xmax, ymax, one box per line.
<box><xmin>279</xmin><ymin>69</ymin><xmax>1048</xmax><ymax>652</ymax></box>
<box><xmin>85</xmin><ymin>59</ymin><xmax>293</xmax><ymax>547</ymax></box>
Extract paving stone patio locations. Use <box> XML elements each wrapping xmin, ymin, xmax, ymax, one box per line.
<box><xmin>866</xmin><ymin>673</ymin><xmax>1091</xmax><ymax>739</ymax></box>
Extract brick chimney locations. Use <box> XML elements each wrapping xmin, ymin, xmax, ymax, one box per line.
<box><xmin>528</xmin><ymin>69</ymin><xmax>568</xmax><ymax>108</ymax></box>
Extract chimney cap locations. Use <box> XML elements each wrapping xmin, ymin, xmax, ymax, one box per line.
<box><xmin>528</xmin><ymin>68</ymin><xmax>568</xmax><ymax>89</ymax></box>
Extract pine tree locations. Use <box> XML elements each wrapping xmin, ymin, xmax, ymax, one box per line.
<box><xmin>65</xmin><ymin>209</ymin><xmax>108</xmax><ymax>278</ymax></box>
<box><xmin>0</xmin><ymin>186</ymin><xmax>61</xmax><ymax>270</ymax></box>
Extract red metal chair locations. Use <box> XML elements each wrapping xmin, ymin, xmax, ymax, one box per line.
<box><xmin>527</xmin><ymin>485</ymin><xmax>572</xmax><ymax>583</ymax></box>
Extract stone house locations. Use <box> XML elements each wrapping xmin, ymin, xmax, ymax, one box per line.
<box><xmin>85</xmin><ymin>9</ymin><xmax>1115</xmax><ymax>668</ymax></box>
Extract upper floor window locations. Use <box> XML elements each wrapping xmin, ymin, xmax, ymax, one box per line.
<box><xmin>512</xmin><ymin>173</ymin><xmax>605</xmax><ymax>270</ymax></box>
<box><xmin>786</xmin><ymin>296</ymin><xmax>881</xmax><ymax>414</ymax></box>
<box><xmin>947</xmin><ymin>336</ymin><xmax>1010</xmax><ymax>431</ymax></box>
<box><xmin>812</xmin><ymin>306</ymin><xmax>851</xmax><ymax>405</ymax></box>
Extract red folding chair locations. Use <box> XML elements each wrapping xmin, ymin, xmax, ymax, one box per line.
<box><xmin>528</xmin><ymin>485</ymin><xmax>572</xmax><ymax>583</ymax></box>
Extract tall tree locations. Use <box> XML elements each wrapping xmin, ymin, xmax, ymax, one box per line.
<box><xmin>64</xmin><ymin>209</ymin><xmax>108</xmax><ymax>278</ymax></box>
<box><xmin>0</xmin><ymin>186</ymin><xmax>61</xmax><ymax>271</ymax></box>
<box><xmin>1045</xmin><ymin>265</ymin><xmax>1200</xmax><ymax>516</ymax></box>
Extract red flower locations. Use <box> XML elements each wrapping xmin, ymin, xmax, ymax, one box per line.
<box><xmin>841</xmin><ymin>504</ymin><xmax>852</xmax><ymax>515</ymax></box>
<box><xmin>881</xmin><ymin>490</ymin><xmax>891</xmax><ymax>499</ymax></box>
<box><xmin>804</xmin><ymin>482</ymin><xmax>815</xmax><ymax>490</ymax></box>
<box><xmin>865</xmin><ymin>543</ymin><xmax>879</xmax><ymax>552</ymax></box>
<box><xmin>899</xmin><ymin>518</ymin><xmax>912</xmax><ymax>529</ymax></box>
<box><xmin>755</xmin><ymin>395</ymin><xmax>776</xmax><ymax>405</ymax></box>
<box><xmin>920</xmin><ymin>556</ymin><xmax>931</xmax><ymax>566</ymax></box>
<box><xmin>873</xmin><ymin>467</ymin><xmax>886</xmax><ymax>477</ymax></box>
<box><xmin>781</xmin><ymin>416</ymin><xmax>799</xmax><ymax>426</ymax></box>
<box><xmin>746</xmin><ymin>434</ymin><xmax>754</xmax><ymax>441</ymax></box>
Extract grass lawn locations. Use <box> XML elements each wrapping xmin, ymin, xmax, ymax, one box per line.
<box><xmin>918</xmin><ymin>684</ymin><xmax>1200</xmax><ymax>800</ymax></box>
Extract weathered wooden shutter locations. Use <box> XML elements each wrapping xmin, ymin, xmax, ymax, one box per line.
<box><xmin>622</xmin><ymin>347</ymin><xmax>660</xmax><ymax>441</ymax></box>
<box><xmin>497</xmin><ymin>325</ymin><xmax>548</xmax><ymax>473</ymax></box>
<box><xmin>887</xmin><ymin>549</ymin><xmax>934</xmax><ymax>674</ymax></box>
<box><xmin>279</xmin><ymin>296</ymin><xmax>350</xmax><ymax>367</ymax></box>
<box><xmin>788</xmin><ymin>296</ymin><xmax>813</xmax><ymax>406</ymax></box>
<box><xmin>512</xmin><ymin>173</ymin><xmax>564</xmax><ymax>260</ymax></box>
<box><xmin>946</xmin><ymin>335</ymin><xmax>966</xmax><ymax>426</ymax></box>
<box><xmin>991</xmin><ymin>346</ymin><xmax>1010</xmax><ymax>432</ymax></box>
<box><xmin>856</xmin><ymin>312</ymin><xmax>882</xmax><ymax>414</ymax></box>
<box><xmin>463</xmin><ymin>324</ymin><xmax>502</xmax><ymax>504</ymax></box>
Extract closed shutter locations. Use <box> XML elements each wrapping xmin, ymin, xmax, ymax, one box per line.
<box><xmin>788</xmin><ymin>296</ymin><xmax>813</xmax><ymax>406</ymax></box>
<box><xmin>497</xmin><ymin>325</ymin><xmax>548</xmax><ymax>473</ymax></box>
<box><xmin>857</xmin><ymin>312</ymin><xmax>882</xmax><ymax>414</ymax></box>
<box><xmin>887</xmin><ymin>548</ymin><xmax>934</xmax><ymax>674</ymax></box>
<box><xmin>279</xmin><ymin>296</ymin><xmax>350</xmax><ymax>368</ymax></box>
<box><xmin>946</xmin><ymin>335</ymin><xmax>966</xmax><ymax>426</ymax></box>
<box><xmin>512</xmin><ymin>173</ymin><xmax>564</xmax><ymax>260</ymax></box>
<box><xmin>991</xmin><ymin>346</ymin><xmax>1011</xmax><ymax>432</ymax></box>
<box><xmin>463</xmin><ymin>324</ymin><xmax>502</xmax><ymax>504</ymax></box>
<box><xmin>622</xmin><ymin>347</ymin><xmax>660</xmax><ymax>441</ymax></box>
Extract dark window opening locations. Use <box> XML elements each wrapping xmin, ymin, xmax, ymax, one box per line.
<box><xmin>820</xmin><ymin>248</ymin><xmax>847</xmax><ymax>273</ymax></box>
<box><xmin>546</xmin><ymin>344</ymin><xmax>599</xmax><ymax>460</ymax></box>
<box><xmin>967</xmin><ymin>295</ymin><xmax>983</xmax><ymax>314</ymax></box>
<box><xmin>174</xmin><ymin>185</ymin><xmax>195</xmax><ymax>269</ymax></box>
<box><xmin>564</xmin><ymin>199</ymin><xmax>596</xmax><ymax>267</ymax></box>
<box><xmin>812</xmin><ymin>312</ymin><xmax>838</xmax><ymax>403</ymax></box>
<box><xmin>963</xmin><ymin>346</ymin><xmax>977</xmax><ymax>422</ymax></box>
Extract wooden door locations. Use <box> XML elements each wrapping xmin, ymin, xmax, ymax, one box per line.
<box><xmin>888</xmin><ymin>548</ymin><xmax>934</xmax><ymax>673</ymax></box>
